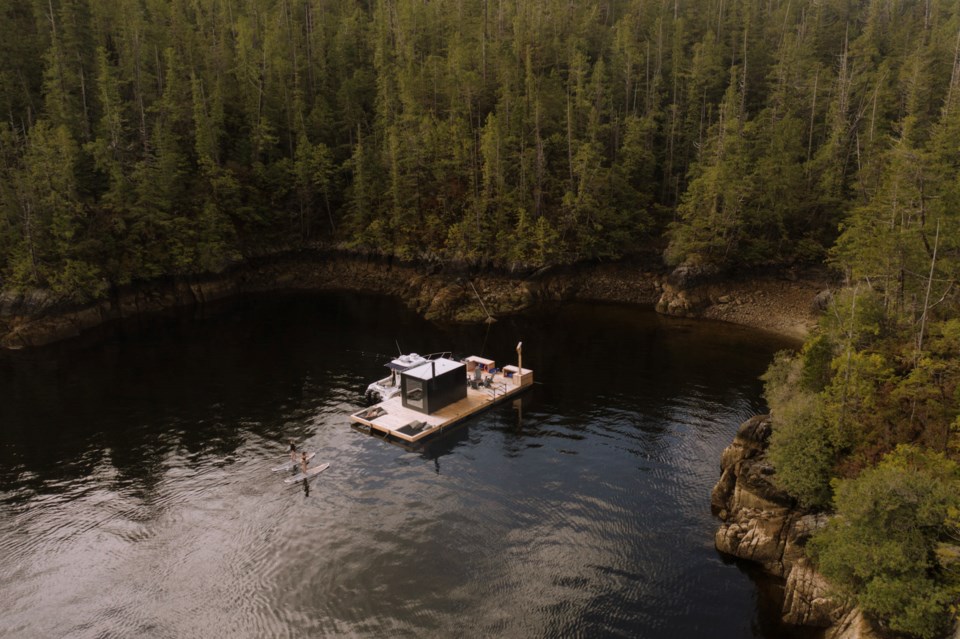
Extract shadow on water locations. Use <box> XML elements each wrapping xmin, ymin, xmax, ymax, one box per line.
<box><xmin>0</xmin><ymin>291</ymin><xmax>808</xmax><ymax>638</ymax></box>
<box><xmin>722</xmin><ymin>554</ymin><xmax>827</xmax><ymax>639</ymax></box>
<box><xmin>417</xmin><ymin>426</ymin><xmax>471</xmax><ymax>474</ymax></box>
<box><xmin>0</xmin><ymin>292</ymin><xmax>417</xmax><ymax>487</ymax></box>
<box><xmin>373</xmin><ymin>382</ymin><xmax>539</xmax><ymax>470</ymax></box>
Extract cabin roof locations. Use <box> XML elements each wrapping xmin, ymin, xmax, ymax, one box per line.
<box><xmin>403</xmin><ymin>357</ymin><xmax>464</xmax><ymax>380</ymax></box>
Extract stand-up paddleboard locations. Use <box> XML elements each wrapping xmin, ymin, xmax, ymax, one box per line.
<box><xmin>284</xmin><ymin>462</ymin><xmax>329</xmax><ymax>484</ymax></box>
<box><xmin>272</xmin><ymin>451</ymin><xmax>316</xmax><ymax>472</ymax></box>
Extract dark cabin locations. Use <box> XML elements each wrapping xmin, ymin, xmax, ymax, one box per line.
<box><xmin>401</xmin><ymin>358</ymin><xmax>466</xmax><ymax>414</ymax></box>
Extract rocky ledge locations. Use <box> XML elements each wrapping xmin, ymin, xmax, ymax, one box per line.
<box><xmin>0</xmin><ymin>253</ymin><xmax>665</xmax><ymax>350</ymax></box>
<box><xmin>656</xmin><ymin>263</ymin><xmax>831</xmax><ymax>340</ymax></box>
<box><xmin>0</xmin><ymin>251</ymin><xmax>829</xmax><ymax>350</ymax></box>
<box><xmin>712</xmin><ymin>415</ymin><xmax>880</xmax><ymax>639</ymax></box>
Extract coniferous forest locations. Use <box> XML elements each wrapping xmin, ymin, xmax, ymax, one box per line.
<box><xmin>2</xmin><ymin>0</ymin><xmax>960</xmax><ymax>636</ymax></box>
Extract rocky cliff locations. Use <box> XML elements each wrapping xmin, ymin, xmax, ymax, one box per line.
<box><xmin>712</xmin><ymin>415</ymin><xmax>881</xmax><ymax>639</ymax></box>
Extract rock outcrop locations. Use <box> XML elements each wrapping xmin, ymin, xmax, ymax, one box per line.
<box><xmin>713</xmin><ymin>415</ymin><xmax>880</xmax><ymax>639</ymax></box>
<box><xmin>657</xmin><ymin>265</ymin><xmax>827</xmax><ymax>339</ymax></box>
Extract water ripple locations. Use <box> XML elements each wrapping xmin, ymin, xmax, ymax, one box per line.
<box><xmin>0</xmin><ymin>295</ymin><xmax>798</xmax><ymax>639</ymax></box>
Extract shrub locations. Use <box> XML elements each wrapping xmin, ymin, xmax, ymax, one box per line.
<box><xmin>763</xmin><ymin>349</ymin><xmax>837</xmax><ymax>508</ymax></box>
<box><xmin>767</xmin><ymin>391</ymin><xmax>835</xmax><ymax>509</ymax></box>
<box><xmin>810</xmin><ymin>446</ymin><xmax>960</xmax><ymax>638</ymax></box>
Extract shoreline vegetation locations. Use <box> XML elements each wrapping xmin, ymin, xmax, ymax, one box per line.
<box><xmin>2</xmin><ymin>0</ymin><xmax>959</xmax><ymax>636</ymax></box>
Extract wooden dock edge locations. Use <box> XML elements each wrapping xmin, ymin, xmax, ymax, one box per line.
<box><xmin>350</xmin><ymin>370</ymin><xmax>533</xmax><ymax>443</ymax></box>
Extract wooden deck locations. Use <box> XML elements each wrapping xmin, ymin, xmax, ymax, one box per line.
<box><xmin>351</xmin><ymin>367</ymin><xmax>533</xmax><ymax>443</ymax></box>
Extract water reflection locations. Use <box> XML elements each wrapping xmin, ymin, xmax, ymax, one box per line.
<box><xmin>0</xmin><ymin>293</ymin><xmax>805</xmax><ymax>638</ymax></box>
<box><xmin>419</xmin><ymin>425</ymin><xmax>471</xmax><ymax>474</ymax></box>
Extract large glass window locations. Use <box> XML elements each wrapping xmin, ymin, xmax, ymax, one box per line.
<box><xmin>406</xmin><ymin>379</ymin><xmax>424</xmax><ymax>408</ymax></box>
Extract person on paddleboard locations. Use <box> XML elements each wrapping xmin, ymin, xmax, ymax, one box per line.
<box><xmin>289</xmin><ymin>440</ymin><xmax>297</xmax><ymax>464</ymax></box>
<box><xmin>301</xmin><ymin>451</ymin><xmax>309</xmax><ymax>475</ymax></box>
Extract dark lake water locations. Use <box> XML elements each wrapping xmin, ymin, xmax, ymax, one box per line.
<box><xmin>0</xmin><ymin>293</ymin><xmax>804</xmax><ymax>638</ymax></box>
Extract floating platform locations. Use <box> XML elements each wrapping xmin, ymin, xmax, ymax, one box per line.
<box><xmin>350</xmin><ymin>364</ymin><xmax>533</xmax><ymax>443</ymax></box>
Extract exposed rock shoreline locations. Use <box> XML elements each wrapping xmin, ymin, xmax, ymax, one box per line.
<box><xmin>713</xmin><ymin>415</ymin><xmax>880</xmax><ymax>639</ymax></box>
<box><xmin>0</xmin><ymin>250</ymin><xmax>826</xmax><ymax>350</ymax></box>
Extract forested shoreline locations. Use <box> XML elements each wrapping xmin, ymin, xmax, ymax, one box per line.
<box><xmin>2</xmin><ymin>0</ymin><xmax>960</xmax><ymax>636</ymax></box>
<box><xmin>1</xmin><ymin>0</ymin><xmax>954</xmax><ymax>296</ymax></box>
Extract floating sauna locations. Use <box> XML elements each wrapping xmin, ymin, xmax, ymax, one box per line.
<box><xmin>401</xmin><ymin>358</ymin><xmax>466</xmax><ymax>414</ymax></box>
<box><xmin>351</xmin><ymin>349</ymin><xmax>533</xmax><ymax>443</ymax></box>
